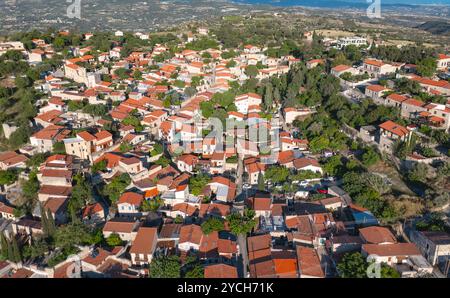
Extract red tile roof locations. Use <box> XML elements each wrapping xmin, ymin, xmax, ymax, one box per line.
<box><xmin>359</xmin><ymin>226</ymin><xmax>397</xmax><ymax>244</ymax></box>
<box><xmin>332</xmin><ymin>64</ymin><xmax>351</xmax><ymax>72</ymax></box>
<box><xmin>379</xmin><ymin>120</ymin><xmax>410</xmax><ymax>137</ymax></box>
<box><xmin>129</xmin><ymin>227</ymin><xmax>158</xmax><ymax>255</ymax></box>
<box><xmin>77</xmin><ymin>131</ymin><xmax>96</xmax><ymax>142</ymax></box>
<box><xmin>366</xmin><ymin>84</ymin><xmax>388</xmax><ymax>92</ymax></box>
<box><xmin>118</xmin><ymin>192</ymin><xmax>144</xmax><ymax>206</ymax></box>
<box><xmin>296</xmin><ymin>246</ymin><xmax>324</xmax><ymax>277</ymax></box>
<box><xmin>204</xmin><ymin>264</ymin><xmax>238</xmax><ymax>278</ymax></box>
<box><xmin>362</xmin><ymin>243</ymin><xmax>421</xmax><ymax>256</ymax></box>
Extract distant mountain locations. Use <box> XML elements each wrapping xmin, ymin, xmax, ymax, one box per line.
<box><xmin>416</xmin><ymin>21</ymin><xmax>450</xmax><ymax>34</ymax></box>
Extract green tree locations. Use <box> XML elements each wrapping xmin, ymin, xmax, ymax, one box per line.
<box><xmin>0</xmin><ymin>233</ymin><xmax>8</xmax><ymax>259</ymax></box>
<box><xmin>0</xmin><ymin>169</ymin><xmax>18</xmax><ymax>186</ymax></box>
<box><xmin>114</xmin><ymin>68</ymin><xmax>131</xmax><ymax>80</ymax></box>
<box><xmin>46</xmin><ymin>209</ymin><xmax>57</xmax><ymax>237</ymax></box>
<box><xmin>11</xmin><ymin>236</ymin><xmax>22</xmax><ymax>263</ymax></box>
<box><xmin>26</xmin><ymin>153</ymin><xmax>47</xmax><ymax>168</ymax></box>
<box><xmin>155</xmin><ymin>155</ymin><xmax>170</xmax><ymax>168</ymax></box>
<box><xmin>40</xmin><ymin>203</ymin><xmax>50</xmax><ymax>238</ymax></box>
<box><xmin>257</xmin><ymin>172</ymin><xmax>265</xmax><ymax>191</ymax></box>
<box><xmin>150</xmin><ymin>143</ymin><xmax>163</xmax><ymax>156</ymax></box>
<box><xmin>69</xmin><ymin>174</ymin><xmax>93</xmax><ymax>217</ymax></box>
<box><xmin>106</xmin><ymin>233</ymin><xmax>123</xmax><ymax>247</ymax></box>
<box><xmin>362</xmin><ymin>148</ymin><xmax>380</xmax><ymax>167</ymax></box>
<box><xmin>141</xmin><ymin>197</ymin><xmax>163</xmax><ymax>212</ymax></box>
<box><xmin>201</xmin><ymin>218</ymin><xmax>224</xmax><ymax>235</ymax></box>
<box><xmin>91</xmin><ymin>160</ymin><xmax>107</xmax><ymax>174</ymax></box>
<box><xmin>9</xmin><ymin>124</ymin><xmax>32</xmax><ymax>148</ymax></box>
<box><xmin>149</xmin><ymin>255</ymin><xmax>181</xmax><ymax>278</ymax></box>
<box><xmin>184</xmin><ymin>263</ymin><xmax>204</xmax><ymax>278</ymax></box>
<box><xmin>407</xmin><ymin>163</ymin><xmax>429</xmax><ymax>183</ymax></box>
<box><xmin>22</xmin><ymin>170</ymin><xmax>39</xmax><ymax>199</ymax></box>
<box><xmin>119</xmin><ymin>141</ymin><xmax>133</xmax><ymax>153</ymax></box>
<box><xmin>323</xmin><ymin>155</ymin><xmax>343</xmax><ymax>176</ymax></box>
<box><xmin>54</xmin><ymin>223</ymin><xmax>91</xmax><ymax>250</ymax></box>
<box><xmin>103</xmin><ymin>173</ymin><xmax>131</xmax><ymax>203</ymax></box>
<box><xmin>226</xmin><ymin>209</ymin><xmax>256</xmax><ymax>235</ymax></box>
<box><xmin>189</xmin><ymin>174</ymin><xmax>211</xmax><ymax>196</ymax></box>
<box><xmin>264</xmin><ymin>166</ymin><xmax>289</xmax><ymax>184</ymax></box>
<box><xmin>416</xmin><ymin>57</ymin><xmax>436</xmax><ymax>77</ymax></box>
<box><xmin>337</xmin><ymin>252</ymin><xmax>368</xmax><ymax>278</ymax></box>
<box><xmin>380</xmin><ymin>264</ymin><xmax>401</xmax><ymax>278</ymax></box>
<box><xmin>245</xmin><ymin>65</ymin><xmax>259</xmax><ymax>78</ymax></box>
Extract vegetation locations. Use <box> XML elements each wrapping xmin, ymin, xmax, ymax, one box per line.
<box><xmin>106</xmin><ymin>233</ymin><xmax>123</xmax><ymax>247</ymax></box>
<box><xmin>102</xmin><ymin>173</ymin><xmax>131</xmax><ymax>204</ymax></box>
<box><xmin>226</xmin><ymin>209</ymin><xmax>256</xmax><ymax>235</ymax></box>
<box><xmin>201</xmin><ymin>217</ymin><xmax>225</xmax><ymax>235</ymax></box>
<box><xmin>189</xmin><ymin>174</ymin><xmax>211</xmax><ymax>196</ymax></box>
<box><xmin>0</xmin><ymin>169</ymin><xmax>18</xmax><ymax>186</ymax></box>
<box><xmin>149</xmin><ymin>255</ymin><xmax>181</xmax><ymax>278</ymax></box>
<box><xmin>337</xmin><ymin>252</ymin><xmax>400</xmax><ymax>278</ymax></box>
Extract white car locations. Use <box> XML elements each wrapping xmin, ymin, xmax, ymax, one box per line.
<box><xmin>299</xmin><ymin>181</ymin><xmax>308</xmax><ymax>187</ymax></box>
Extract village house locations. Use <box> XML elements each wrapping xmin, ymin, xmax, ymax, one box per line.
<box><xmin>377</xmin><ymin>120</ymin><xmax>412</xmax><ymax>153</ymax></box>
<box><xmin>117</xmin><ymin>192</ymin><xmax>145</xmax><ymax>217</ymax></box>
<box><xmin>293</xmin><ymin>158</ymin><xmax>323</xmax><ymax>174</ymax></box>
<box><xmin>30</xmin><ymin>125</ymin><xmax>69</xmax><ymax>153</ymax></box>
<box><xmin>436</xmin><ymin>54</ymin><xmax>450</xmax><ymax>71</ymax></box>
<box><xmin>0</xmin><ymin>202</ymin><xmax>15</xmax><ymax>220</ymax></box>
<box><xmin>130</xmin><ymin>227</ymin><xmax>158</xmax><ymax>266</ymax></box>
<box><xmin>102</xmin><ymin>219</ymin><xmax>140</xmax><ymax>241</ymax></box>
<box><xmin>331</xmin><ymin>64</ymin><xmax>358</xmax><ymax>77</ymax></box>
<box><xmin>401</xmin><ymin>98</ymin><xmax>426</xmax><ymax>119</ymax></box>
<box><xmin>408</xmin><ymin>230</ymin><xmax>450</xmax><ymax>268</ymax></box>
<box><xmin>38</xmin><ymin>185</ymin><xmax>72</xmax><ymax>203</ymax></box>
<box><xmin>64</xmin><ymin>130</ymin><xmax>113</xmax><ymax>162</ymax></box>
<box><xmin>385</xmin><ymin>93</ymin><xmax>408</xmax><ymax>108</ymax></box>
<box><xmin>363</xmin><ymin>59</ymin><xmax>401</xmax><ymax>77</ymax></box>
<box><xmin>82</xmin><ymin>203</ymin><xmax>106</xmax><ymax>225</ymax></box>
<box><xmin>234</xmin><ymin>93</ymin><xmax>262</xmax><ymax>115</ymax></box>
<box><xmin>365</xmin><ymin>84</ymin><xmax>390</xmax><ymax>103</ymax></box>
<box><xmin>0</xmin><ymin>151</ymin><xmax>28</xmax><ymax>170</ymax></box>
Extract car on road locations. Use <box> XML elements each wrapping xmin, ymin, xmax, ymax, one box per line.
<box><xmin>299</xmin><ymin>181</ymin><xmax>308</xmax><ymax>187</ymax></box>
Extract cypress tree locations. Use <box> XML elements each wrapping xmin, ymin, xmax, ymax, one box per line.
<box><xmin>7</xmin><ymin>239</ymin><xmax>14</xmax><ymax>261</ymax></box>
<box><xmin>0</xmin><ymin>233</ymin><xmax>8</xmax><ymax>259</ymax></box>
<box><xmin>46</xmin><ymin>209</ymin><xmax>56</xmax><ymax>237</ymax></box>
<box><xmin>40</xmin><ymin>203</ymin><xmax>49</xmax><ymax>238</ymax></box>
<box><xmin>257</xmin><ymin>172</ymin><xmax>265</xmax><ymax>191</ymax></box>
<box><xmin>11</xmin><ymin>236</ymin><xmax>21</xmax><ymax>263</ymax></box>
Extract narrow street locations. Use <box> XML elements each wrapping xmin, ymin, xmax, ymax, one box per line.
<box><xmin>234</xmin><ymin>154</ymin><xmax>249</xmax><ymax>277</ymax></box>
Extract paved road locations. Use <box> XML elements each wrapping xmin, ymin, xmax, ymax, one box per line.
<box><xmin>233</xmin><ymin>154</ymin><xmax>249</xmax><ymax>277</ymax></box>
<box><xmin>237</xmin><ymin>234</ymin><xmax>249</xmax><ymax>278</ymax></box>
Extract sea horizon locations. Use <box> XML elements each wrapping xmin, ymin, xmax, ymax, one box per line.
<box><xmin>231</xmin><ymin>0</ymin><xmax>450</xmax><ymax>9</ymax></box>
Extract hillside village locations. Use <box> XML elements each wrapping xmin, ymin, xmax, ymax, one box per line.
<box><xmin>0</xmin><ymin>22</ymin><xmax>449</xmax><ymax>279</ymax></box>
